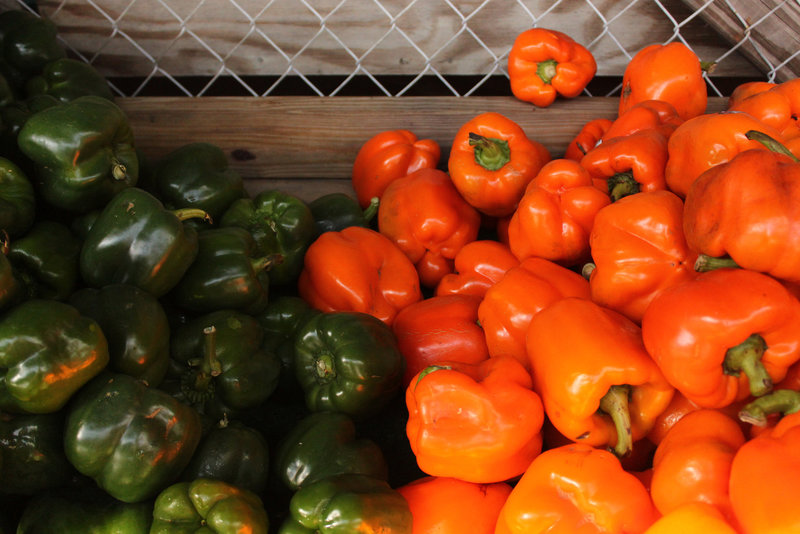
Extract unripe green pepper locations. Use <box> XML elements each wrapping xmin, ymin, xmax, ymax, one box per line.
<box><xmin>0</xmin><ymin>244</ymin><xmax>21</xmax><ymax>313</ymax></box>
<box><xmin>0</xmin><ymin>299</ymin><xmax>109</xmax><ymax>414</ymax></box>
<box><xmin>25</xmin><ymin>57</ymin><xmax>114</xmax><ymax>103</ymax></box>
<box><xmin>64</xmin><ymin>373</ymin><xmax>203</xmax><ymax>503</ymax></box>
<box><xmin>309</xmin><ymin>192</ymin><xmax>378</xmax><ymax>237</ymax></box>
<box><xmin>0</xmin><ymin>155</ymin><xmax>35</xmax><ymax>237</ymax></box>
<box><xmin>0</xmin><ymin>10</ymin><xmax>65</xmax><ymax>89</ymax></box>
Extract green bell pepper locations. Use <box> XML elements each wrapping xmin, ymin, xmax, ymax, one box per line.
<box><xmin>308</xmin><ymin>192</ymin><xmax>378</xmax><ymax>237</ymax></box>
<box><xmin>169</xmin><ymin>226</ymin><xmax>277</xmax><ymax>314</ymax></box>
<box><xmin>0</xmin><ymin>10</ymin><xmax>65</xmax><ymax>90</ymax></box>
<box><xmin>69</xmin><ymin>283</ymin><xmax>171</xmax><ymax>387</ymax></box>
<box><xmin>152</xmin><ymin>142</ymin><xmax>247</xmax><ymax>223</ymax></box>
<box><xmin>0</xmin><ymin>245</ymin><xmax>21</xmax><ymax>312</ymax></box>
<box><xmin>8</xmin><ymin>219</ymin><xmax>80</xmax><ymax>301</ymax></box>
<box><xmin>80</xmin><ymin>187</ymin><xmax>208</xmax><ymax>298</ymax></box>
<box><xmin>0</xmin><ymin>155</ymin><xmax>34</xmax><ymax>237</ymax></box>
<box><xmin>63</xmin><ymin>372</ymin><xmax>203</xmax><ymax>503</ymax></box>
<box><xmin>294</xmin><ymin>311</ymin><xmax>404</xmax><ymax>419</ymax></box>
<box><xmin>15</xmin><ymin>486</ymin><xmax>153</xmax><ymax>534</ymax></box>
<box><xmin>0</xmin><ymin>412</ymin><xmax>78</xmax><ymax>495</ymax></box>
<box><xmin>220</xmin><ymin>189</ymin><xmax>315</xmax><ymax>286</ymax></box>
<box><xmin>279</xmin><ymin>474</ymin><xmax>412</xmax><ymax>534</ymax></box>
<box><xmin>180</xmin><ymin>419</ymin><xmax>270</xmax><ymax>495</ymax></box>
<box><xmin>275</xmin><ymin>411</ymin><xmax>388</xmax><ymax>492</ymax></box>
<box><xmin>17</xmin><ymin>94</ymin><xmax>138</xmax><ymax>213</ymax></box>
<box><xmin>151</xmin><ymin>478</ymin><xmax>269</xmax><ymax>534</ymax></box>
<box><xmin>0</xmin><ymin>299</ymin><xmax>109</xmax><ymax>414</ymax></box>
<box><xmin>25</xmin><ymin>57</ymin><xmax>114</xmax><ymax>103</ymax></box>
<box><xmin>0</xmin><ymin>93</ymin><xmax>59</xmax><ymax>161</ymax></box>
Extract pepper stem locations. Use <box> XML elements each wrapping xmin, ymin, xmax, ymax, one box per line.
<box><xmin>744</xmin><ymin>130</ymin><xmax>800</xmax><ymax>162</ymax></box>
<box><xmin>536</xmin><ymin>59</ymin><xmax>558</xmax><ymax>84</ymax></box>
<box><xmin>363</xmin><ymin>196</ymin><xmax>380</xmax><ymax>223</ymax></box>
<box><xmin>599</xmin><ymin>384</ymin><xmax>633</xmax><ymax>458</ymax></box>
<box><xmin>251</xmin><ymin>253</ymin><xmax>284</xmax><ymax>274</ymax></box>
<box><xmin>581</xmin><ymin>262</ymin><xmax>596</xmax><ymax>280</ymax></box>
<box><xmin>468</xmin><ymin>133</ymin><xmax>510</xmax><ymax>171</ymax></box>
<box><xmin>1</xmin><ymin>230</ymin><xmax>9</xmax><ymax>256</ymax></box>
<box><xmin>723</xmin><ymin>334</ymin><xmax>772</xmax><ymax>397</ymax></box>
<box><xmin>173</xmin><ymin>207</ymin><xmax>213</xmax><ymax>225</ymax></box>
<box><xmin>606</xmin><ymin>172</ymin><xmax>639</xmax><ymax>202</ymax></box>
<box><xmin>694</xmin><ymin>254</ymin><xmax>740</xmax><ymax>272</ymax></box>
<box><xmin>181</xmin><ymin>326</ymin><xmax>222</xmax><ymax>403</ymax></box>
<box><xmin>315</xmin><ymin>353</ymin><xmax>337</xmax><ymax>382</ymax></box>
<box><xmin>738</xmin><ymin>389</ymin><xmax>800</xmax><ymax>426</ymax></box>
<box><xmin>110</xmin><ymin>158</ymin><xmax>128</xmax><ymax>181</ymax></box>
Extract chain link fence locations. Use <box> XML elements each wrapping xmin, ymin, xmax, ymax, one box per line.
<box><xmin>6</xmin><ymin>0</ymin><xmax>800</xmax><ymax>98</ymax></box>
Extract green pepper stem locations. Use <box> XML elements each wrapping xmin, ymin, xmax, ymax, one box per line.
<box><xmin>252</xmin><ymin>253</ymin><xmax>284</xmax><ymax>274</ymax></box>
<box><xmin>363</xmin><ymin>196</ymin><xmax>380</xmax><ymax>223</ymax></box>
<box><xmin>181</xmin><ymin>326</ymin><xmax>222</xmax><ymax>403</ymax></box>
<box><xmin>700</xmin><ymin>60</ymin><xmax>717</xmax><ymax>74</ymax></box>
<box><xmin>201</xmin><ymin>325</ymin><xmax>223</xmax><ymax>378</ymax></box>
<box><xmin>738</xmin><ymin>389</ymin><xmax>800</xmax><ymax>427</ymax></box>
<box><xmin>694</xmin><ymin>254</ymin><xmax>740</xmax><ymax>272</ymax></box>
<box><xmin>744</xmin><ymin>130</ymin><xmax>800</xmax><ymax>162</ymax></box>
<box><xmin>468</xmin><ymin>133</ymin><xmax>511</xmax><ymax>171</ymax></box>
<box><xmin>536</xmin><ymin>59</ymin><xmax>558</xmax><ymax>84</ymax></box>
<box><xmin>723</xmin><ymin>334</ymin><xmax>772</xmax><ymax>397</ymax></box>
<box><xmin>173</xmin><ymin>208</ymin><xmax>213</xmax><ymax>225</ymax></box>
<box><xmin>606</xmin><ymin>172</ymin><xmax>639</xmax><ymax>202</ymax></box>
<box><xmin>110</xmin><ymin>158</ymin><xmax>128</xmax><ymax>181</ymax></box>
<box><xmin>315</xmin><ymin>353</ymin><xmax>337</xmax><ymax>382</ymax></box>
<box><xmin>599</xmin><ymin>384</ymin><xmax>633</xmax><ymax>458</ymax></box>
<box><xmin>581</xmin><ymin>262</ymin><xmax>596</xmax><ymax>280</ymax></box>
<box><xmin>415</xmin><ymin>364</ymin><xmax>451</xmax><ymax>389</ymax></box>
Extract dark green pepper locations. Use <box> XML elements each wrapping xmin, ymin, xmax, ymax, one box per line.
<box><xmin>0</xmin><ymin>10</ymin><xmax>65</xmax><ymax>90</ymax></box>
<box><xmin>0</xmin><ymin>94</ymin><xmax>59</xmax><ymax>162</ymax></box>
<box><xmin>17</xmin><ymin>95</ymin><xmax>138</xmax><ymax>212</ymax></box>
<box><xmin>0</xmin><ymin>155</ymin><xmax>34</xmax><ymax>237</ymax></box>
<box><xmin>169</xmin><ymin>226</ymin><xmax>277</xmax><ymax>314</ymax></box>
<box><xmin>220</xmin><ymin>189</ymin><xmax>315</xmax><ymax>286</ymax></box>
<box><xmin>80</xmin><ymin>187</ymin><xmax>208</xmax><ymax>297</ymax></box>
<box><xmin>151</xmin><ymin>478</ymin><xmax>269</xmax><ymax>534</ymax></box>
<box><xmin>152</xmin><ymin>142</ymin><xmax>248</xmax><ymax>223</ymax></box>
<box><xmin>69</xmin><ymin>283</ymin><xmax>171</xmax><ymax>387</ymax></box>
<box><xmin>275</xmin><ymin>411</ymin><xmax>388</xmax><ymax>492</ymax></box>
<box><xmin>25</xmin><ymin>57</ymin><xmax>114</xmax><ymax>103</ymax></box>
<box><xmin>8</xmin><ymin>219</ymin><xmax>80</xmax><ymax>301</ymax></box>
<box><xmin>309</xmin><ymin>192</ymin><xmax>378</xmax><ymax>237</ymax></box>
<box><xmin>294</xmin><ymin>311</ymin><xmax>404</xmax><ymax>419</ymax></box>
<box><xmin>0</xmin><ymin>299</ymin><xmax>109</xmax><ymax>414</ymax></box>
<box><xmin>64</xmin><ymin>372</ymin><xmax>203</xmax><ymax>503</ymax></box>
<box><xmin>0</xmin><ymin>243</ymin><xmax>21</xmax><ymax>312</ymax></box>
<box><xmin>278</xmin><ymin>474</ymin><xmax>412</xmax><ymax>534</ymax></box>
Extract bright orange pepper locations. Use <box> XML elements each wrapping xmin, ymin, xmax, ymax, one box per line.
<box><xmin>727</xmin><ymin>80</ymin><xmax>777</xmax><ymax>107</ymax></box>
<box><xmin>506</xmin><ymin>158</ymin><xmax>610</xmax><ymax>266</ymax></box>
<box><xmin>602</xmin><ymin>99</ymin><xmax>684</xmax><ymax>141</ymax></box>
<box><xmin>351</xmin><ymin>129</ymin><xmax>441</xmax><ymax>208</ymax></box>
<box><xmin>563</xmin><ymin>117</ymin><xmax>613</xmax><ymax>161</ymax></box>
<box><xmin>397</xmin><ymin>476</ymin><xmax>512</xmax><ymax>534</ymax></box>
<box><xmin>377</xmin><ymin>167</ymin><xmax>481</xmax><ymax>288</ymax></box>
<box><xmin>495</xmin><ymin>443</ymin><xmax>659</xmax><ymax>534</ymax></box>
<box><xmin>448</xmin><ymin>112</ymin><xmax>550</xmax><ymax>217</ymax></box>
<box><xmin>434</xmin><ymin>240</ymin><xmax>519</xmax><ymax>298</ymax></box>
<box><xmin>643</xmin><ymin>503</ymin><xmax>740</xmax><ymax>534</ymax></box>
<box><xmin>619</xmin><ymin>42</ymin><xmax>708</xmax><ymax>121</ymax></box>
<box><xmin>297</xmin><ymin>226</ymin><xmax>422</xmax><ymax>325</ymax></box>
<box><xmin>405</xmin><ymin>356</ymin><xmax>544</xmax><ymax>483</ymax></box>
<box><xmin>508</xmin><ymin>28</ymin><xmax>597</xmax><ymax>108</ymax></box>
<box><xmin>727</xmin><ymin>79</ymin><xmax>800</xmax><ymax>146</ymax></box>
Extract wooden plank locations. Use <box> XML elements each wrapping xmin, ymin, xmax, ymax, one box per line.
<box><xmin>118</xmin><ymin>95</ymin><xmax>728</xmax><ymax>201</ymax></box>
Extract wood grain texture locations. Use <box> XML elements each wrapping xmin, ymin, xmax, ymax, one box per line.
<box><xmin>118</xmin><ymin>95</ymin><xmax>728</xmax><ymax>200</ymax></box>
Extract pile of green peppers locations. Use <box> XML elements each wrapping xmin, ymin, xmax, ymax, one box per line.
<box><xmin>0</xmin><ymin>8</ymin><xmax>414</xmax><ymax>534</ymax></box>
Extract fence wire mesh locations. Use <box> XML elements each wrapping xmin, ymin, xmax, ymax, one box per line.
<box><xmin>7</xmin><ymin>0</ymin><xmax>800</xmax><ymax>98</ymax></box>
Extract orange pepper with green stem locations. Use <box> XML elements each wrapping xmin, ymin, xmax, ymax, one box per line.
<box><xmin>377</xmin><ymin>167</ymin><xmax>481</xmax><ymax>288</ymax></box>
<box><xmin>507</xmin><ymin>28</ymin><xmax>597</xmax><ymax>108</ymax></box>
<box><xmin>434</xmin><ymin>240</ymin><xmax>519</xmax><ymax>298</ymax></box>
<box><xmin>563</xmin><ymin>117</ymin><xmax>612</xmax><ymax>161</ymax></box>
<box><xmin>448</xmin><ymin>111</ymin><xmax>550</xmax><ymax>217</ymax></box>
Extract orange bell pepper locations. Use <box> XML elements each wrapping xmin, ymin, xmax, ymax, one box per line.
<box><xmin>397</xmin><ymin>476</ymin><xmax>512</xmax><ymax>534</ymax></box>
<box><xmin>643</xmin><ymin>503</ymin><xmax>740</xmax><ymax>534</ymax></box>
<box><xmin>602</xmin><ymin>99</ymin><xmax>684</xmax><ymax>141</ymax></box>
<box><xmin>663</xmin><ymin>111</ymin><xmax>787</xmax><ymax>198</ymax></box>
<box><xmin>564</xmin><ymin>117</ymin><xmax>613</xmax><ymax>161</ymax></box>
<box><xmin>507</xmin><ymin>28</ymin><xmax>597</xmax><ymax>108</ymax></box>
<box><xmin>392</xmin><ymin>294</ymin><xmax>489</xmax><ymax>387</ymax></box>
<box><xmin>683</xmin><ymin>141</ymin><xmax>800</xmax><ymax>283</ymax></box>
<box><xmin>448</xmin><ymin>111</ymin><xmax>550</xmax><ymax>217</ymax></box>
<box><xmin>506</xmin><ymin>158</ymin><xmax>610</xmax><ymax>266</ymax></box>
<box><xmin>580</xmin><ymin>128</ymin><xmax>670</xmax><ymax>201</ymax></box>
<box><xmin>377</xmin><ymin>167</ymin><xmax>481</xmax><ymax>288</ymax></box>
<box><xmin>351</xmin><ymin>129</ymin><xmax>441</xmax><ymax>209</ymax></box>
<box><xmin>526</xmin><ymin>297</ymin><xmax>675</xmax><ymax>457</ymax></box>
<box><xmin>619</xmin><ymin>42</ymin><xmax>708</xmax><ymax>121</ymax></box>
<box><xmin>586</xmin><ymin>190</ymin><xmax>698</xmax><ymax>324</ymax></box>
<box><xmin>646</xmin><ymin>390</ymin><xmax>703</xmax><ymax>446</ymax></box>
<box><xmin>405</xmin><ymin>355</ymin><xmax>544</xmax><ymax>483</ymax></box>
<box><xmin>434</xmin><ymin>240</ymin><xmax>519</xmax><ymax>298</ymax></box>
<box><xmin>650</xmin><ymin>409</ymin><xmax>745</xmax><ymax>522</ymax></box>
<box><xmin>641</xmin><ymin>268</ymin><xmax>800</xmax><ymax>409</ymax></box>
<box><xmin>478</xmin><ymin>256</ymin><xmax>590</xmax><ymax>370</ymax></box>
<box><xmin>727</xmin><ymin>78</ymin><xmax>800</xmax><ymax>152</ymax></box>
<box><xmin>297</xmin><ymin>226</ymin><xmax>422</xmax><ymax>325</ymax></box>
<box><xmin>728</xmin><ymin>80</ymin><xmax>776</xmax><ymax>107</ymax></box>
<box><xmin>730</xmin><ymin>391</ymin><xmax>800</xmax><ymax>533</ymax></box>
<box><xmin>495</xmin><ymin>443</ymin><xmax>659</xmax><ymax>534</ymax></box>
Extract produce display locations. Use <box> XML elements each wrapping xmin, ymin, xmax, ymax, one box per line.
<box><xmin>3</xmin><ymin>7</ymin><xmax>800</xmax><ymax>534</ymax></box>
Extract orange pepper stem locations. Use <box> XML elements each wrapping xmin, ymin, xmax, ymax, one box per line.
<box><xmin>468</xmin><ymin>133</ymin><xmax>511</xmax><ymax>171</ymax></box>
<box><xmin>315</xmin><ymin>352</ymin><xmax>337</xmax><ymax>382</ymax></box>
<box><xmin>723</xmin><ymin>334</ymin><xmax>772</xmax><ymax>398</ymax></box>
<box><xmin>598</xmin><ymin>384</ymin><xmax>633</xmax><ymax>458</ymax></box>
<box><xmin>694</xmin><ymin>254</ymin><xmax>740</xmax><ymax>272</ymax></box>
<box><xmin>252</xmin><ymin>253</ymin><xmax>284</xmax><ymax>275</ymax></box>
<box><xmin>363</xmin><ymin>196</ymin><xmax>380</xmax><ymax>222</ymax></box>
<box><xmin>739</xmin><ymin>389</ymin><xmax>800</xmax><ymax>427</ymax></box>
<box><xmin>172</xmin><ymin>207</ymin><xmax>213</xmax><ymax>225</ymax></box>
<box><xmin>700</xmin><ymin>60</ymin><xmax>717</xmax><ymax>74</ymax></box>
<box><xmin>745</xmin><ymin>130</ymin><xmax>800</xmax><ymax>162</ymax></box>
<box><xmin>581</xmin><ymin>262</ymin><xmax>595</xmax><ymax>280</ymax></box>
<box><xmin>110</xmin><ymin>157</ymin><xmax>128</xmax><ymax>181</ymax></box>
<box><xmin>607</xmin><ymin>172</ymin><xmax>640</xmax><ymax>202</ymax></box>
<box><xmin>536</xmin><ymin>59</ymin><xmax>558</xmax><ymax>84</ymax></box>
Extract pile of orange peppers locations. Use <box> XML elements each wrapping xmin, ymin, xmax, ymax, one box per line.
<box><xmin>297</xmin><ymin>29</ymin><xmax>800</xmax><ymax>534</ymax></box>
